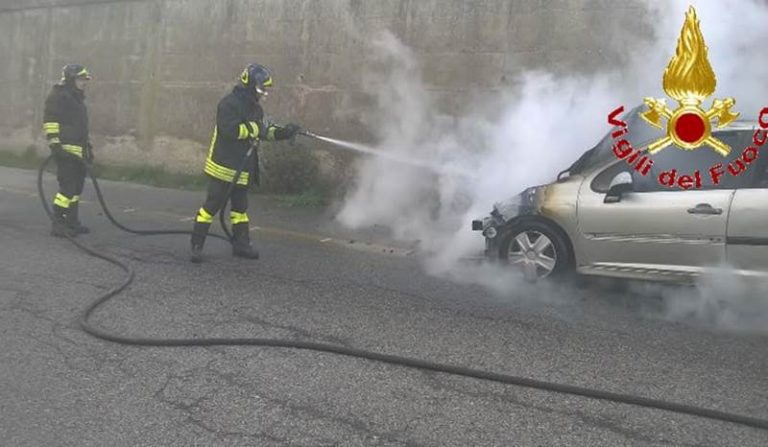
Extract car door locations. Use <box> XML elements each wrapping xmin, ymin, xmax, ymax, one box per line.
<box><xmin>575</xmin><ymin>131</ymin><xmax>755</xmax><ymax>279</ymax></box>
<box><xmin>727</xmin><ymin>151</ymin><xmax>768</xmax><ymax>274</ymax></box>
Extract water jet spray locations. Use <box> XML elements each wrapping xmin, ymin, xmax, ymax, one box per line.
<box><xmin>299</xmin><ymin>130</ymin><xmax>476</xmax><ymax>179</ymax></box>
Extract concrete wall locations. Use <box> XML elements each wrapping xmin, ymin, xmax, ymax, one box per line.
<box><xmin>0</xmin><ymin>0</ymin><xmax>649</xmax><ymax>176</ymax></box>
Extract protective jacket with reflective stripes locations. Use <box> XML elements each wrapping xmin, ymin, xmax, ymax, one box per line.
<box><xmin>205</xmin><ymin>85</ymin><xmax>288</xmax><ymax>186</ymax></box>
<box><xmin>43</xmin><ymin>83</ymin><xmax>90</xmax><ymax>158</ymax></box>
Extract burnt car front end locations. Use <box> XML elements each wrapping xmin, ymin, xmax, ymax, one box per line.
<box><xmin>472</xmin><ymin>106</ymin><xmax>651</xmax><ymax>271</ymax></box>
<box><xmin>472</xmin><ymin>186</ymin><xmax>547</xmax><ymax>260</ymax></box>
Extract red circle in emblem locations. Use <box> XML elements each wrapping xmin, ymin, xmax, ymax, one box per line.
<box><xmin>675</xmin><ymin>113</ymin><xmax>706</xmax><ymax>144</ymax></box>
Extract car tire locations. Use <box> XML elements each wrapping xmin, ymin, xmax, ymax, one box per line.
<box><xmin>498</xmin><ymin>219</ymin><xmax>573</xmax><ymax>282</ymax></box>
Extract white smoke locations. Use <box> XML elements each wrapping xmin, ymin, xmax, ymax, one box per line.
<box><xmin>337</xmin><ymin>36</ymin><xmax>643</xmax><ymax>269</ymax></box>
<box><xmin>334</xmin><ymin>0</ymin><xmax>768</xmax><ymax>330</ymax></box>
<box><xmin>631</xmin><ymin>267</ymin><xmax>768</xmax><ymax>334</ymax></box>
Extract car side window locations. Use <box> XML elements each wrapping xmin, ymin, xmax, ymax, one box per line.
<box><xmin>752</xmin><ymin>149</ymin><xmax>768</xmax><ymax>188</ymax></box>
<box><xmin>590</xmin><ymin>134</ymin><xmax>674</xmax><ymax>193</ymax></box>
<box><xmin>644</xmin><ymin>131</ymin><xmax>756</xmax><ymax>191</ymax></box>
<box><xmin>756</xmin><ymin>160</ymin><xmax>768</xmax><ymax>188</ymax></box>
<box><xmin>591</xmin><ymin>160</ymin><xmax>629</xmax><ymax>193</ymax></box>
<box><xmin>592</xmin><ymin>131</ymin><xmax>757</xmax><ymax>193</ymax></box>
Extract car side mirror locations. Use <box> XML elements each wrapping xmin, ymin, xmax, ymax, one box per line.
<box><xmin>604</xmin><ymin>171</ymin><xmax>633</xmax><ymax>203</ymax></box>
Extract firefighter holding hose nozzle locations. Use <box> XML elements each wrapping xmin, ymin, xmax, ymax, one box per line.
<box><xmin>189</xmin><ymin>64</ymin><xmax>302</xmax><ymax>263</ymax></box>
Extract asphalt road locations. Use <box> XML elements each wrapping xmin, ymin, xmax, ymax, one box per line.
<box><xmin>0</xmin><ymin>166</ymin><xmax>766</xmax><ymax>446</ymax></box>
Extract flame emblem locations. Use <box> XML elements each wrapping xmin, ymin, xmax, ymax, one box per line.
<box><xmin>641</xmin><ymin>6</ymin><xmax>739</xmax><ymax>156</ymax></box>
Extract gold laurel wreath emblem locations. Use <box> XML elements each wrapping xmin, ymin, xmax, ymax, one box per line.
<box><xmin>640</xmin><ymin>6</ymin><xmax>739</xmax><ymax>157</ymax></box>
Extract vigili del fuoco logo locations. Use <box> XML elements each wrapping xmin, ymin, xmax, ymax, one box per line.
<box><xmin>608</xmin><ymin>5</ymin><xmax>768</xmax><ymax>190</ymax></box>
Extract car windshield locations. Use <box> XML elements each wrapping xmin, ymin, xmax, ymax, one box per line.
<box><xmin>564</xmin><ymin>105</ymin><xmax>664</xmax><ymax>177</ymax></box>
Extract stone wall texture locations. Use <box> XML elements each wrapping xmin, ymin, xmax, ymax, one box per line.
<box><xmin>0</xmin><ymin>0</ymin><xmax>649</xmax><ymax>176</ymax></box>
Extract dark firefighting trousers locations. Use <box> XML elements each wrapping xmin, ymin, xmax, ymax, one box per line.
<box><xmin>191</xmin><ymin>177</ymin><xmax>251</xmax><ymax>249</ymax></box>
<box><xmin>52</xmin><ymin>154</ymin><xmax>86</xmax><ymax>223</ymax></box>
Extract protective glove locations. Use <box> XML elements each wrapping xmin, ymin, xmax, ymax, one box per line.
<box><xmin>274</xmin><ymin>123</ymin><xmax>302</xmax><ymax>141</ymax></box>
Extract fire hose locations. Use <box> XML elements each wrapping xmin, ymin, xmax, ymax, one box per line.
<box><xmin>33</xmin><ymin>140</ymin><xmax>768</xmax><ymax>432</ymax></box>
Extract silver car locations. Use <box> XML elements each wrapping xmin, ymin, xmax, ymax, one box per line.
<box><xmin>472</xmin><ymin>106</ymin><xmax>768</xmax><ymax>283</ymax></box>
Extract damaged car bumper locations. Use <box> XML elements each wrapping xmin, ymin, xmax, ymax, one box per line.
<box><xmin>472</xmin><ymin>186</ymin><xmax>544</xmax><ymax>259</ymax></box>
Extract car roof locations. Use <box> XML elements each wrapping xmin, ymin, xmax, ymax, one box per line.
<box><xmin>716</xmin><ymin>121</ymin><xmax>759</xmax><ymax>131</ymax></box>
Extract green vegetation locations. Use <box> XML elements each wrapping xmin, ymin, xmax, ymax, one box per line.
<box><xmin>260</xmin><ymin>142</ymin><xmax>321</xmax><ymax>194</ymax></box>
<box><xmin>273</xmin><ymin>189</ymin><xmax>329</xmax><ymax>208</ymax></box>
<box><xmin>0</xmin><ymin>145</ymin><xmax>41</xmax><ymax>169</ymax></box>
<box><xmin>0</xmin><ymin>147</ymin><xmax>208</xmax><ymax>190</ymax></box>
<box><xmin>89</xmin><ymin>164</ymin><xmax>208</xmax><ymax>190</ymax></box>
<box><xmin>258</xmin><ymin>141</ymin><xmax>334</xmax><ymax>207</ymax></box>
<box><xmin>0</xmin><ymin>145</ymin><xmax>335</xmax><ymax>206</ymax></box>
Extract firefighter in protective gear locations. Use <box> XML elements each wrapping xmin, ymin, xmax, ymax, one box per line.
<box><xmin>190</xmin><ymin>63</ymin><xmax>302</xmax><ymax>263</ymax></box>
<box><xmin>43</xmin><ymin>64</ymin><xmax>94</xmax><ymax>237</ymax></box>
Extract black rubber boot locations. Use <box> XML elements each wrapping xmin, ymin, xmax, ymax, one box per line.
<box><xmin>231</xmin><ymin>223</ymin><xmax>259</xmax><ymax>260</ymax></box>
<box><xmin>190</xmin><ymin>221</ymin><xmax>210</xmax><ymax>263</ymax></box>
<box><xmin>66</xmin><ymin>202</ymin><xmax>90</xmax><ymax>235</ymax></box>
<box><xmin>190</xmin><ymin>244</ymin><xmax>204</xmax><ymax>264</ymax></box>
<box><xmin>51</xmin><ymin>206</ymin><xmax>76</xmax><ymax>238</ymax></box>
<box><xmin>51</xmin><ymin>217</ymin><xmax>76</xmax><ymax>237</ymax></box>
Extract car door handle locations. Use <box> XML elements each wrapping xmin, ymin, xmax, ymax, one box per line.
<box><xmin>687</xmin><ymin>203</ymin><xmax>723</xmax><ymax>215</ymax></box>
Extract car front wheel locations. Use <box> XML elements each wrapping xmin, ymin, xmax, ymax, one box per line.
<box><xmin>498</xmin><ymin>221</ymin><xmax>572</xmax><ymax>282</ymax></box>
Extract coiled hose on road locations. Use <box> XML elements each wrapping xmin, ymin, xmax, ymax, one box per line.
<box><xmin>35</xmin><ymin>155</ymin><xmax>768</xmax><ymax>432</ymax></box>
